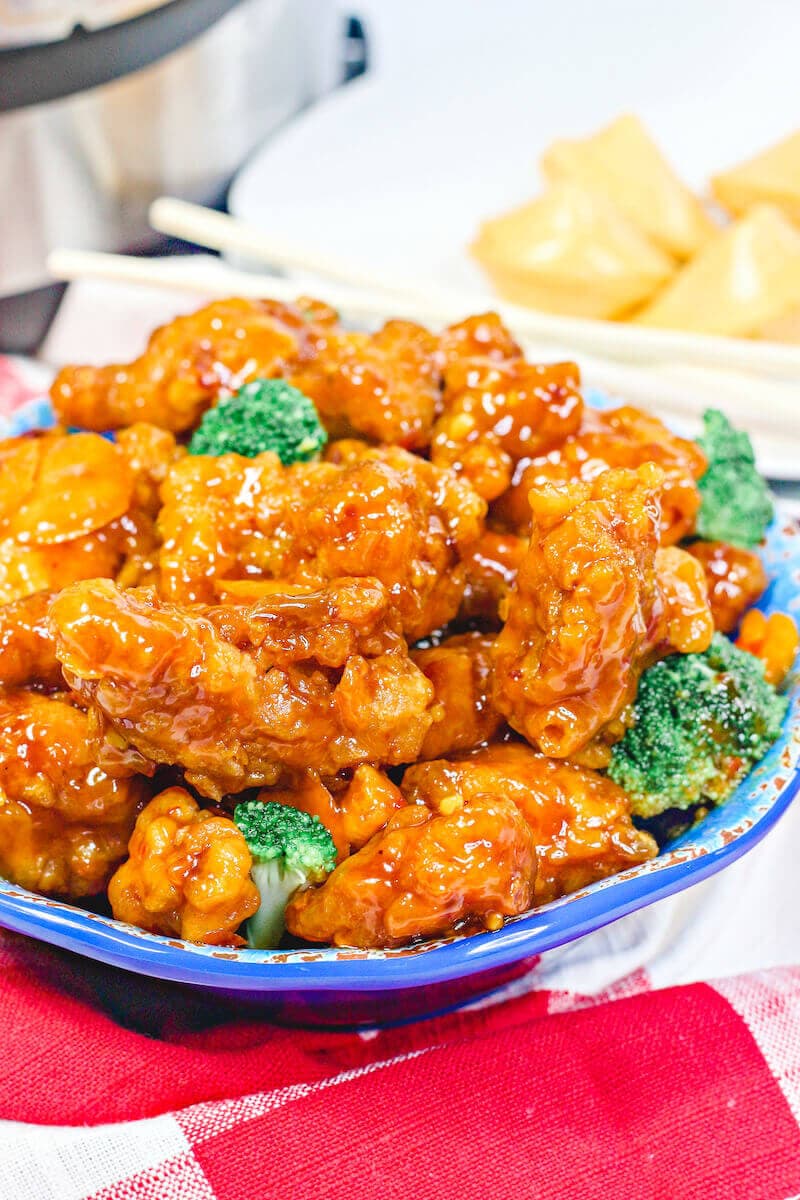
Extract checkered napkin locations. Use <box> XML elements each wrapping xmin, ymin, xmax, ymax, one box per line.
<box><xmin>1</xmin><ymin>930</ymin><xmax>800</xmax><ymax>1200</ymax></box>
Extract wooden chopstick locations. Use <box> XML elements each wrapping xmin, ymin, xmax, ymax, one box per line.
<box><xmin>146</xmin><ymin>196</ymin><xmax>800</xmax><ymax>382</ymax></box>
<box><xmin>46</xmin><ymin>248</ymin><xmax>416</xmax><ymax>325</ymax></box>
<box><xmin>45</xmin><ymin>246</ymin><xmax>800</xmax><ymax>454</ymax></box>
<box><xmin>149</xmin><ymin>197</ymin><xmax>409</xmax><ymax>299</ymax></box>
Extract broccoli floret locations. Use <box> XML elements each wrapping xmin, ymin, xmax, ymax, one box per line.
<box><xmin>188</xmin><ymin>378</ymin><xmax>327</xmax><ymax>464</ymax></box>
<box><xmin>234</xmin><ymin>800</ymin><xmax>336</xmax><ymax>949</ymax></box>
<box><xmin>695</xmin><ymin>409</ymin><xmax>774</xmax><ymax>547</ymax></box>
<box><xmin>608</xmin><ymin>633</ymin><xmax>788</xmax><ymax>819</ymax></box>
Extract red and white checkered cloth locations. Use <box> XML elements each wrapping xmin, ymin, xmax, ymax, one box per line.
<box><xmin>2</xmin><ymin>929</ymin><xmax>800</xmax><ymax>1199</ymax></box>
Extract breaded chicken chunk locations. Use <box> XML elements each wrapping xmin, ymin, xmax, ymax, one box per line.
<box><xmin>290</xmin><ymin>319</ymin><xmax>441</xmax><ymax>450</ymax></box>
<box><xmin>0</xmin><ymin>590</ymin><xmax>62</xmax><ymax>690</ymax></box>
<box><xmin>492</xmin><ymin>465</ymin><xmax>713</xmax><ymax>758</ymax></box>
<box><xmin>402</xmin><ymin>742</ymin><xmax>657</xmax><ymax>904</ymax></box>
<box><xmin>50</xmin><ymin>577</ymin><xmax>440</xmax><ymax>799</ymax></box>
<box><xmin>494</xmin><ymin>404</ymin><xmax>706</xmax><ymax>545</ymax></box>
<box><xmin>108</xmin><ymin>788</ymin><xmax>258</xmax><ymax>944</ymax></box>
<box><xmin>458</xmin><ymin>530</ymin><xmax>527</xmax><ymax>626</ymax></box>
<box><xmin>0</xmin><ymin>690</ymin><xmax>147</xmax><ymax>896</ymax></box>
<box><xmin>50</xmin><ymin>297</ymin><xmax>337</xmax><ymax>434</ymax></box>
<box><xmin>432</xmin><ymin>359</ymin><xmax>583</xmax><ymax>501</ymax></box>
<box><xmin>686</xmin><ymin>540</ymin><xmax>768</xmax><ymax>633</ymax></box>
<box><xmin>285</xmin><ymin>794</ymin><xmax>537</xmax><ymax>948</ymax></box>
<box><xmin>0</xmin><ymin>425</ymin><xmax>181</xmax><ymax>604</ymax></box>
<box><xmin>158</xmin><ymin>444</ymin><xmax>485</xmax><ymax>641</ymax></box>
<box><xmin>411</xmin><ymin>632</ymin><xmax>504</xmax><ymax>760</ymax></box>
<box><xmin>0</xmin><ymin>432</ymin><xmax>135</xmax><ymax>605</ymax></box>
<box><xmin>434</xmin><ymin>312</ymin><xmax>522</xmax><ymax>372</ymax></box>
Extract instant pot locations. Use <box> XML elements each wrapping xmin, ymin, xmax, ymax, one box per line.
<box><xmin>0</xmin><ymin>0</ymin><xmax>356</xmax><ymax>350</ymax></box>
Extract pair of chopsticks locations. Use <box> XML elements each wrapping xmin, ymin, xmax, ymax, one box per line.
<box><xmin>46</xmin><ymin>198</ymin><xmax>800</xmax><ymax>456</ymax></box>
<box><xmin>54</xmin><ymin>196</ymin><xmax>800</xmax><ymax>379</ymax></box>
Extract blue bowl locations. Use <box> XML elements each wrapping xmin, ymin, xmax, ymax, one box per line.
<box><xmin>0</xmin><ymin>395</ymin><xmax>798</xmax><ymax>1027</ymax></box>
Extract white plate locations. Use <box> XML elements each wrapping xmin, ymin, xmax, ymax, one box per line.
<box><xmin>230</xmin><ymin>1</ymin><xmax>800</xmax><ymax>478</ymax></box>
<box><xmin>232</xmin><ymin>1</ymin><xmax>800</xmax><ymax>291</ymax></box>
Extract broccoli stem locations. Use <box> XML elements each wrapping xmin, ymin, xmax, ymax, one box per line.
<box><xmin>247</xmin><ymin>860</ymin><xmax>309</xmax><ymax>950</ymax></box>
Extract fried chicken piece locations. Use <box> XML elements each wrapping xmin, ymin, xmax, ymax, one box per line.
<box><xmin>412</xmin><ymin>632</ymin><xmax>504</xmax><ymax>760</ymax></box>
<box><xmin>115</xmin><ymin>422</ymin><xmax>183</xmax><ymax>515</ymax></box>
<box><xmin>492</xmin><ymin>465</ymin><xmax>713</xmax><ymax>758</ymax></box>
<box><xmin>50</xmin><ymin>578</ymin><xmax>439</xmax><ymax>799</ymax></box>
<box><xmin>259</xmin><ymin>764</ymin><xmax>406</xmax><ymax>860</ymax></box>
<box><xmin>285</xmin><ymin>794</ymin><xmax>537</xmax><ymax>948</ymax></box>
<box><xmin>0</xmin><ymin>691</ymin><xmax>147</xmax><ymax>896</ymax></box>
<box><xmin>432</xmin><ymin>359</ymin><xmax>583</xmax><ymax>501</ymax></box>
<box><xmin>0</xmin><ymin>529</ymin><xmax>130</xmax><ymax>607</ymax></box>
<box><xmin>300</xmin><ymin>311</ymin><xmax>519</xmax><ymax>456</ymax></box>
<box><xmin>108</xmin><ymin>787</ymin><xmax>259</xmax><ymax>945</ymax></box>
<box><xmin>434</xmin><ymin>312</ymin><xmax>522</xmax><ymax>372</ymax></box>
<box><xmin>0</xmin><ymin>591</ymin><xmax>62</xmax><ymax>689</ymax></box>
<box><xmin>200</xmin><ymin>575</ymin><xmax>410</xmax><ymax>669</ymax></box>
<box><xmin>51</xmin><ymin>297</ymin><xmax>337</xmax><ymax>434</ymax></box>
<box><xmin>333</xmin><ymin>765</ymin><xmax>408</xmax><ymax>851</ymax></box>
<box><xmin>0</xmin><ymin>431</ymin><xmax>135</xmax><ymax>601</ymax></box>
<box><xmin>654</xmin><ymin>546</ymin><xmax>715</xmax><ymax>654</ymax></box>
<box><xmin>289</xmin><ymin>319</ymin><xmax>440</xmax><ymax>450</ymax></box>
<box><xmin>402</xmin><ymin>742</ymin><xmax>657</xmax><ymax>904</ymax></box>
<box><xmin>0</xmin><ymin>432</ymin><xmax>133</xmax><ymax>544</ymax></box>
<box><xmin>494</xmin><ymin>404</ymin><xmax>706</xmax><ymax>545</ymax></box>
<box><xmin>0</xmin><ymin>430</ymin><xmax>171</xmax><ymax>603</ymax></box>
<box><xmin>459</xmin><ymin>529</ymin><xmax>527</xmax><ymax>625</ymax></box>
<box><xmin>158</xmin><ymin>444</ymin><xmax>485</xmax><ymax>640</ymax></box>
<box><xmin>686</xmin><ymin>540</ymin><xmax>768</xmax><ymax>632</ymax></box>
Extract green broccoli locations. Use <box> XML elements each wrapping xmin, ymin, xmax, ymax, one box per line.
<box><xmin>188</xmin><ymin>378</ymin><xmax>327</xmax><ymax>464</ymax></box>
<box><xmin>695</xmin><ymin>409</ymin><xmax>774</xmax><ymax>547</ymax></box>
<box><xmin>234</xmin><ymin>800</ymin><xmax>336</xmax><ymax>949</ymax></box>
<box><xmin>608</xmin><ymin>633</ymin><xmax>788</xmax><ymax>819</ymax></box>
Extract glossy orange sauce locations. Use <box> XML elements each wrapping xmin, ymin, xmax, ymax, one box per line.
<box><xmin>286</xmin><ymin>794</ymin><xmax>537</xmax><ymax>948</ymax></box>
<box><xmin>108</xmin><ymin>788</ymin><xmax>258</xmax><ymax>944</ymax></box>
<box><xmin>0</xmin><ymin>690</ymin><xmax>147</xmax><ymax>896</ymax></box>
<box><xmin>402</xmin><ymin>742</ymin><xmax>656</xmax><ymax>905</ymax></box>
<box><xmin>686</xmin><ymin>540</ymin><xmax>768</xmax><ymax>633</ymax></box>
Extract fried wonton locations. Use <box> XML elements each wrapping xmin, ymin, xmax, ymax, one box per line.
<box><xmin>471</xmin><ymin>182</ymin><xmax>674</xmax><ymax>320</ymax></box>
<box><xmin>542</xmin><ymin>114</ymin><xmax>716</xmax><ymax>260</ymax></box>
<box><xmin>635</xmin><ymin>206</ymin><xmax>800</xmax><ymax>337</ymax></box>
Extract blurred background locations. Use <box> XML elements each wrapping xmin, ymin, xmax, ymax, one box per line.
<box><xmin>3</xmin><ymin>0</ymin><xmax>800</xmax><ymax>351</ymax></box>
<box><xmin>1</xmin><ymin>0</ymin><xmax>357</xmax><ymax>349</ymax></box>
